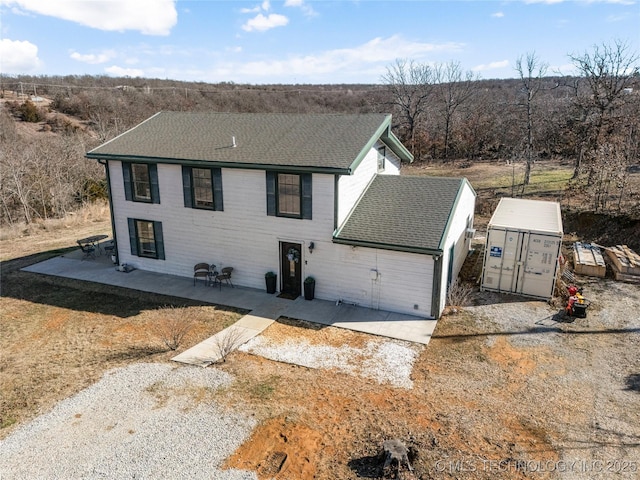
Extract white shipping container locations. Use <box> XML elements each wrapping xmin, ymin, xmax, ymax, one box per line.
<box><xmin>481</xmin><ymin>198</ymin><xmax>563</xmax><ymax>300</ymax></box>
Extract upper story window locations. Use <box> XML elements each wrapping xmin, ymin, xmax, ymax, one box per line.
<box><xmin>277</xmin><ymin>173</ymin><xmax>301</xmax><ymax>216</ymax></box>
<box><xmin>132</xmin><ymin>164</ymin><xmax>151</xmax><ymax>201</ymax></box>
<box><xmin>181</xmin><ymin>166</ymin><xmax>224</xmax><ymax>211</ymax></box>
<box><xmin>122</xmin><ymin>162</ymin><xmax>160</xmax><ymax>204</ymax></box>
<box><xmin>193</xmin><ymin>168</ymin><xmax>214</xmax><ymax>208</ymax></box>
<box><xmin>377</xmin><ymin>146</ymin><xmax>386</xmax><ymax>173</ymax></box>
<box><xmin>266</xmin><ymin>171</ymin><xmax>312</xmax><ymax>220</ymax></box>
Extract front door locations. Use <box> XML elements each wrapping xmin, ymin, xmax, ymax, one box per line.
<box><xmin>280</xmin><ymin>242</ymin><xmax>302</xmax><ymax>297</ymax></box>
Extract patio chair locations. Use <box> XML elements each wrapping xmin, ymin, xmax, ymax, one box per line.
<box><xmin>103</xmin><ymin>240</ymin><xmax>115</xmax><ymax>256</ymax></box>
<box><xmin>193</xmin><ymin>263</ymin><xmax>210</xmax><ymax>286</ymax></box>
<box><xmin>215</xmin><ymin>267</ymin><xmax>234</xmax><ymax>290</ymax></box>
<box><xmin>77</xmin><ymin>240</ymin><xmax>96</xmax><ymax>260</ymax></box>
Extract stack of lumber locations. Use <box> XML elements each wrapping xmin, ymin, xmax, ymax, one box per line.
<box><xmin>573</xmin><ymin>242</ymin><xmax>606</xmax><ymax>277</ymax></box>
<box><xmin>605</xmin><ymin>245</ymin><xmax>640</xmax><ymax>283</ymax></box>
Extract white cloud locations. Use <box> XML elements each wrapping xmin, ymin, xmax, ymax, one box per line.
<box><xmin>70</xmin><ymin>50</ymin><xmax>116</xmax><ymax>64</ymax></box>
<box><xmin>0</xmin><ymin>38</ymin><xmax>42</xmax><ymax>73</ymax></box>
<box><xmin>105</xmin><ymin>65</ymin><xmax>144</xmax><ymax>77</ymax></box>
<box><xmin>242</xmin><ymin>13</ymin><xmax>289</xmax><ymax>32</ymax></box>
<box><xmin>472</xmin><ymin>60</ymin><xmax>510</xmax><ymax>72</ymax></box>
<box><xmin>218</xmin><ymin>35</ymin><xmax>463</xmax><ymax>81</ymax></box>
<box><xmin>2</xmin><ymin>0</ymin><xmax>177</xmax><ymax>35</ymax></box>
<box><xmin>492</xmin><ymin>11</ymin><xmax>505</xmax><ymax>18</ymax></box>
<box><xmin>241</xmin><ymin>0</ymin><xmax>270</xmax><ymax>13</ymax></box>
<box><xmin>284</xmin><ymin>0</ymin><xmax>317</xmax><ymax>16</ymax></box>
<box><xmin>240</xmin><ymin>6</ymin><xmax>261</xmax><ymax>13</ymax></box>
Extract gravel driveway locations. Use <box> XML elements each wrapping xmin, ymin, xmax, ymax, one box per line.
<box><xmin>0</xmin><ymin>363</ymin><xmax>257</xmax><ymax>480</ymax></box>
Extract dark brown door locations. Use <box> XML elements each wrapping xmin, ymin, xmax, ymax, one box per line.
<box><xmin>280</xmin><ymin>242</ymin><xmax>302</xmax><ymax>297</ymax></box>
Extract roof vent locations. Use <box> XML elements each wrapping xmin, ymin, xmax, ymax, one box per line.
<box><xmin>232</xmin><ymin>136</ymin><xmax>237</xmax><ymax>148</ymax></box>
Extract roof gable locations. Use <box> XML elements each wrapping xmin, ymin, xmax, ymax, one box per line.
<box><xmin>87</xmin><ymin>112</ymin><xmax>412</xmax><ymax>173</ymax></box>
<box><xmin>334</xmin><ymin>175</ymin><xmax>467</xmax><ymax>254</ymax></box>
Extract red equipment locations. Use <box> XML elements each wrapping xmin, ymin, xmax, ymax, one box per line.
<box><xmin>565</xmin><ymin>285</ymin><xmax>590</xmax><ymax>318</ymax></box>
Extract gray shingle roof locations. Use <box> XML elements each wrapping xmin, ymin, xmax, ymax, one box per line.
<box><xmin>87</xmin><ymin>111</ymin><xmax>407</xmax><ymax>172</ymax></box>
<box><xmin>334</xmin><ymin>175</ymin><xmax>466</xmax><ymax>253</ymax></box>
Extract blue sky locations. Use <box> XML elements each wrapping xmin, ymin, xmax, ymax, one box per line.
<box><xmin>1</xmin><ymin>0</ymin><xmax>639</xmax><ymax>84</ymax></box>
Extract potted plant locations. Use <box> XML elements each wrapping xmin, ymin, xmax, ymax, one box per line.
<box><xmin>304</xmin><ymin>276</ymin><xmax>315</xmax><ymax>300</ymax></box>
<box><xmin>265</xmin><ymin>271</ymin><xmax>277</xmax><ymax>294</ymax></box>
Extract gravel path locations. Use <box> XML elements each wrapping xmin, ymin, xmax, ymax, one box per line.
<box><xmin>239</xmin><ymin>336</ymin><xmax>422</xmax><ymax>389</ymax></box>
<box><xmin>0</xmin><ymin>363</ymin><xmax>257</xmax><ymax>480</ymax></box>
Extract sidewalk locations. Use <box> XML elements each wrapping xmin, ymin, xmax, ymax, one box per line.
<box><xmin>22</xmin><ymin>251</ymin><xmax>439</xmax><ymax>365</ymax></box>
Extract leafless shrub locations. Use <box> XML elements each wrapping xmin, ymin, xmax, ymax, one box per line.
<box><xmin>447</xmin><ymin>280</ymin><xmax>474</xmax><ymax>308</ymax></box>
<box><xmin>152</xmin><ymin>306</ymin><xmax>196</xmax><ymax>351</ymax></box>
<box><xmin>213</xmin><ymin>326</ymin><xmax>246</xmax><ymax>362</ymax></box>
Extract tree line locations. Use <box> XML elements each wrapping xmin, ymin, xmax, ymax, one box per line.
<box><xmin>1</xmin><ymin>40</ymin><xmax>638</xmax><ymax>226</ymax></box>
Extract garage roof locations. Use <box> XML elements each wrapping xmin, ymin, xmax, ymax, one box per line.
<box><xmin>334</xmin><ymin>175</ymin><xmax>470</xmax><ymax>254</ymax></box>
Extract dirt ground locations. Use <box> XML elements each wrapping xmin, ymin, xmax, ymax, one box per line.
<box><xmin>0</xmin><ymin>209</ymin><xmax>246</xmax><ymax>438</ymax></box>
<box><xmin>214</xmin><ymin>276</ymin><xmax>639</xmax><ymax>480</ymax></box>
<box><xmin>1</xmin><ymin>170</ymin><xmax>639</xmax><ymax>479</ymax></box>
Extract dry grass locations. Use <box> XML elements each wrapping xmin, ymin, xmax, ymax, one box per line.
<box><xmin>446</xmin><ymin>280</ymin><xmax>474</xmax><ymax>308</ymax></box>
<box><xmin>1</xmin><ymin>161</ymin><xmax>638</xmax><ymax>479</ymax></box>
<box><xmin>0</xmin><ymin>201</ymin><xmax>111</xmax><ymax>261</ymax></box>
<box><xmin>0</xmin><ymin>221</ymin><xmax>245</xmax><ymax>438</ymax></box>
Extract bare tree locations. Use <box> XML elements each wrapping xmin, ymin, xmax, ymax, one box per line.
<box><xmin>381</xmin><ymin>59</ymin><xmax>436</xmax><ymax>161</ymax></box>
<box><xmin>515</xmin><ymin>52</ymin><xmax>548</xmax><ymax>188</ymax></box>
<box><xmin>434</xmin><ymin>61</ymin><xmax>479</xmax><ymax>160</ymax></box>
<box><xmin>566</xmin><ymin>40</ymin><xmax>639</xmax><ymax>179</ymax></box>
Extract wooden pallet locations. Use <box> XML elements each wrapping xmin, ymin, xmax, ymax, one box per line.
<box><xmin>605</xmin><ymin>245</ymin><xmax>640</xmax><ymax>283</ymax></box>
<box><xmin>573</xmin><ymin>242</ymin><xmax>606</xmax><ymax>277</ymax></box>
<box><xmin>605</xmin><ymin>245</ymin><xmax>640</xmax><ymax>276</ymax></box>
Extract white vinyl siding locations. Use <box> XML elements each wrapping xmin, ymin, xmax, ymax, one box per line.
<box><xmin>300</xmin><ymin>242</ymin><xmax>434</xmax><ymax>316</ymax></box>
<box><xmin>107</xmin><ymin>141</ymin><xmax>458</xmax><ymax>317</ymax></box>
<box><xmin>337</xmin><ymin>141</ymin><xmax>401</xmax><ymax>227</ymax></box>
<box><xmin>436</xmin><ymin>181</ymin><xmax>476</xmax><ymax>315</ymax></box>
<box><xmin>110</xmin><ymin>162</ymin><xmax>334</xmax><ymax>285</ymax></box>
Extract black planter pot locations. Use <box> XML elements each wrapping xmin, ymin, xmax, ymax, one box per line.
<box><xmin>265</xmin><ymin>274</ymin><xmax>277</xmax><ymax>294</ymax></box>
<box><xmin>303</xmin><ymin>280</ymin><xmax>315</xmax><ymax>300</ymax></box>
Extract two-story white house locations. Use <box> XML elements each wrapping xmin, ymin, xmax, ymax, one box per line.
<box><xmin>87</xmin><ymin>112</ymin><xmax>476</xmax><ymax>318</ymax></box>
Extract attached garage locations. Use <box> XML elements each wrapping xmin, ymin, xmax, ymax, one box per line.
<box><xmin>333</xmin><ymin>175</ymin><xmax>477</xmax><ymax>318</ymax></box>
<box><xmin>480</xmin><ymin>198</ymin><xmax>563</xmax><ymax>300</ymax></box>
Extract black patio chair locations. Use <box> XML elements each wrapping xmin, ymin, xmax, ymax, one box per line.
<box><xmin>194</xmin><ymin>263</ymin><xmax>210</xmax><ymax>286</ymax></box>
<box><xmin>215</xmin><ymin>267</ymin><xmax>234</xmax><ymax>290</ymax></box>
<box><xmin>77</xmin><ymin>240</ymin><xmax>96</xmax><ymax>260</ymax></box>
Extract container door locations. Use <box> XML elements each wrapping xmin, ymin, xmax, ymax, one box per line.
<box><xmin>482</xmin><ymin>228</ymin><xmax>524</xmax><ymax>293</ymax></box>
<box><xmin>519</xmin><ymin>234</ymin><xmax>561</xmax><ymax>299</ymax></box>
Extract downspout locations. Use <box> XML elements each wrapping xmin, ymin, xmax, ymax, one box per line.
<box><xmin>431</xmin><ymin>254</ymin><xmax>443</xmax><ymax>318</ymax></box>
<box><xmin>333</xmin><ymin>175</ymin><xmax>339</xmax><ymax>231</ymax></box>
<box><xmin>98</xmin><ymin>159</ymin><xmax>118</xmax><ymax>265</ymax></box>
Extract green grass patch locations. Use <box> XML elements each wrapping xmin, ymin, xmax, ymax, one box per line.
<box><xmin>249</xmin><ymin>375</ymin><xmax>280</xmax><ymax>400</ymax></box>
<box><xmin>1</xmin><ymin>417</ymin><xmax>17</xmax><ymax>430</ymax></box>
<box><xmin>476</xmin><ymin>166</ymin><xmax>573</xmax><ymax>194</ymax></box>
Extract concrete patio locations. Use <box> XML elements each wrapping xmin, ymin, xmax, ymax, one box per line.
<box><xmin>22</xmin><ymin>246</ymin><xmax>438</xmax><ymax>365</ymax></box>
